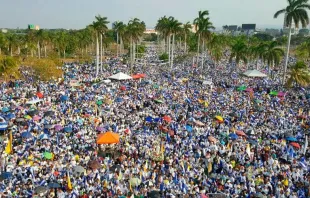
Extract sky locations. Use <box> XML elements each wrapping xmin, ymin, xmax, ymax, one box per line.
<box><xmin>0</xmin><ymin>0</ymin><xmax>289</xmax><ymax>29</ymax></box>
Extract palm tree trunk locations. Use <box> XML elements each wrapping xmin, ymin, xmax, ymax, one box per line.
<box><xmin>116</xmin><ymin>32</ymin><xmax>119</xmax><ymax>57</ymax></box>
<box><xmin>96</xmin><ymin>33</ymin><xmax>99</xmax><ymax>77</ymax></box>
<box><xmin>100</xmin><ymin>34</ymin><xmax>103</xmax><ymax>73</ymax></box>
<box><xmin>120</xmin><ymin>36</ymin><xmax>123</xmax><ymax>55</ymax></box>
<box><xmin>184</xmin><ymin>34</ymin><xmax>187</xmax><ymax>53</ymax></box>
<box><xmin>0</xmin><ymin>48</ymin><xmax>2</xmax><ymax>55</ymax></box>
<box><xmin>201</xmin><ymin>39</ymin><xmax>205</xmax><ymax>70</ymax></box>
<box><xmin>283</xmin><ymin>22</ymin><xmax>292</xmax><ymax>84</ymax></box>
<box><xmin>197</xmin><ymin>34</ymin><xmax>200</xmax><ymax>65</ymax></box>
<box><xmin>171</xmin><ymin>33</ymin><xmax>175</xmax><ymax>69</ymax></box>
<box><xmin>37</xmin><ymin>41</ymin><xmax>41</xmax><ymax>59</ymax></box>
<box><xmin>168</xmin><ymin>35</ymin><xmax>171</xmax><ymax>67</ymax></box>
<box><xmin>44</xmin><ymin>45</ymin><xmax>47</xmax><ymax>58</ymax></box>
<box><xmin>63</xmin><ymin>50</ymin><xmax>66</xmax><ymax>59</ymax></box>
<box><xmin>10</xmin><ymin>46</ymin><xmax>12</xmax><ymax>56</ymax></box>
<box><xmin>130</xmin><ymin>36</ymin><xmax>133</xmax><ymax>72</ymax></box>
<box><xmin>18</xmin><ymin>46</ymin><xmax>20</xmax><ymax>55</ymax></box>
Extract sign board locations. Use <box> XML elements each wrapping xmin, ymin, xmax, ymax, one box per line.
<box><xmin>28</xmin><ymin>24</ymin><xmax>40</xmax><ymax>30</ymax></box>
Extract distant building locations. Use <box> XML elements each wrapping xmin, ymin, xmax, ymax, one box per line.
<box><xmin>241</xmin><ymin>24</ymin><xmax>256</xmax><ymax>36</ymax></box>
<box><xmin>1</xmin><ymin>29</ymin><xmax>7</xmax><ymax>33</ymax></box>
<box><xmin>298</xmin><ymin>28</ymin><xmax>310</xmax><ymax>36</ymax></box>
<box><xmin>265</xmin><ymin>28</ymin><xmax>280</xmax><ymax>37</ymax></box>
<box><xmin>144</xmin><ymin>29</ymin><xmax>157</xmax><ymax>34</ymax></box>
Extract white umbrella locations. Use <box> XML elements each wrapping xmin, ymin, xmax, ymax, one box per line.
<box><xmin>243</xmin><ymin>70</ymin><xmax>267</xmax><ymax>77</ymax></box>
<box><xmin>108</xmin><ymin>72</ymin><xmax>132</xmax><ymax>80</ymax></box>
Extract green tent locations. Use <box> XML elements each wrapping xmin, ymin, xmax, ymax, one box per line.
<box><xmin>269</xmin><ymin>91</ymin><xmax>278</xmax><ymax>96</ymax></box>
<box><xmin>237</xmin><ymin>85</ymin><xmax>247</xmax><ymax>91</ymax></box>
<box><xmin>43</xmin><ymin>152</ymin><xmax>53</xmax><ymax>160</ymax></box>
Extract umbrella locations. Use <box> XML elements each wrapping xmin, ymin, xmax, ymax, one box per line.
<box><xmin>245</xmin><ymin>88</ymin><xmax>253</xmax><ymax>92</ymax></box>
<box><xmin>34</xmin><ymin>186</ymin><xmax>49</xmax><ymax>194</ymax></box>
<box><xmin>39</xmin><ymin>134</ymin><xmax>49</xmax><ymax>140</ymax></box>
<box><xmin>15</xmin><ymin>118</ymin><xmax>25</xmax><ymax>123</ymax></box>
<box><xmin>88</xmin><ymin>160</ymin><xmax>101</xmax><ymax>169</ymax></box>
<box><xmin>129</xmin><ymin>178</ymin><xmax>141</xmax><ymax>187</ymax></box>
<box><xmin>43</xmin><ymin>152</ymin><xmax>53</xmax><ymax>160</ymax></box>
<box><xmin>1</xmin><ymin>107</ymin><xmax>10</xmax><ymax>113</ymax></box>
<box><xmin>54</xmin><ymin>125</ymin><xmax>63</xmax><ymax>131</ymax></box>
<box><xmin>60</xmin><ymin>95</ymin><xmax>69</xmax><ymax>101</ymax></box>
<box><xmin>96</xmin><ymin>126</ymin><xmax>104</xmax><ymax>132</ymax></box>
<box><xmin>48</xmin><ymin>182</ymin><xmax>61</xmax><ymax>188</ymax></box>
<box><xmin>145</xmin><ymin>116</ymin><xmax>153</xmax><ymax>122</ymax></box>
<box><xmin>290</xmin><ymin>142</ymin><xmax>301</xmax><ymax>149</ymax></box>
<box><xmin>36</xmin><ymin>92</ymin><xmax>44</xmax><ymax>99</ymax></box>
<box><xmin>44</xmin><ymin>124</ymin><xmax>53</xmax><ymax>129</ymax></box>
<box><xmin>110</xmin><ymin>164</ymin><xmax>122</xmax><ymax>172</ymax></box>
<box><xmin>208</xmin><ymin>136</ymin><xmax>217</xmax><ymax>142</ymax></box>
<box><xmin>120</xmin><ymin>86</ymin><xmax>126</xmax><ymax>91</ymax></box>
<box><xmin>286</xmin><ymin>137</ymin><xmax>297</xmax><ymax>142</ymax></box>
<box><xmin>278</xmin><ymin>92</ymin><xmax>286</xmax><ymax>97</ymax></box>
<box><xmin>27</xmin><ymin>110</ymin><xmax>38</xmax><ymax>116</ymax></box>
<box><xmin>147</xmin><ymin>190</ymin><xmax>160</xmax><ymax>198</ymax></box>
<box><xmin>6</xmin><ymin>113</ymin><xmax>15</xmax><ymax>120</ymax></box>
<box><xmin>229</xmin><ymin>133</ymin><xmax>238</xmax><ymax>140</ymax></box>
<box><xmin>44</xmin><ymin>111</ymin><xmax>54</xmax><ymax>117</ymax></box>
<box><xmin>21</xmin><ymin>132</ymin><xmax>33</xmax><ymax>139</ymax></box>
<box><xmin>269</xmin><ymin>91</ymin><xmax>278</xmax><ymax>96</ymax></box>
<box><xmin>237</xmin><ymin>85</ymin><xmax>246</xmax><ymax>91</ymax></box>
<box><xmin>154</xmin><ymin>99</ymin><xmax>163</xmax><ymax>103</ymax></box>
<box><xmin>248</xmin><ymin>139</ymin><xmax>258</xmax><ymax>146</ymax></box>
<box><xmin>64</xmin><ymin>127</ymin><xmax>73</xmax><ymax>133</ymax></box>
<box><xmin>236</xmin><ymin>130</ymin><xmax>247</xmax><ymax>137</ymax></box>
<box><xmin>96</xmin><ymin>100</ymin><xmax>103</xmax><ymax>106</ymax></box>
<box><xmin>115</xmin><ymin>98</ymin><xmax>123</xmax><ymax>103</ymax></box>
<box><xmin>73</xmin><ymin>165</ymin><xmax>85</xmax><ymax>173</ymax></box>
<box><xmin>215</xmin><ymin>116</ymin><xmax>224</xmax><ymax>122</ymax></box>
<box><xmin>0</xmin><ymin>172</ymin><xmax>12</xmax><ymax>181</ymax></box>
<box><xmin>143</xmin><ymin>180</ymin><xmax>154</xmax><ymax>187</ymax></box>
<box><xmin>163</xmin><ymin>115</ymin><xmax>172</xmax><ymax>122</ymax></box>
<box><xmin>33</xmin><ymin>115</ymin><xmax>41</xmax><ymax>121</ymax></box>
<box><xmin>186</xmin><ymin>125</ymin><xmax>193</xmax><ymax>132</ymax></box>
<box><xmin>24</xmin><ymin>115</ymin><xmax>32</xmax><ymax>120</ymax></box>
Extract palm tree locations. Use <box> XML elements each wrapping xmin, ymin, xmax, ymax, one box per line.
<box><xmin>286</xmin><ymin>61</ymin><xmax>310</xmax><ymax>87</ymax></box>
<box><xmin>6</xmin><ymin>34</ymin><xmax>18</xmax><ymax>56</ymax></box>
<box><xmin>199</xmin><ymin>18</ymin><xmax>215</xmax><ymax>70</ymax></box>
<box><xmin>207</xmin><ymin>34</ymin><xmax>227</xmax><ymax>67</ymax></box>
<box><xmin>193</xmin><ymin>10</ymin><xmax>210</xmax><ymax>66</ymax></box>
<box><xmin>260</xmin><ymin>41</ymin><xmax>284</xmax><ymax>72</ymax></box>
<box><xmin>0</xmin><ymin>56</ymin><xmax>19</xmax><ymax>79</ymax></box>
<box><xmin>91</xmin><ymin>15</ymin><xmax>109</xmax><ymax>76</ymax></box>
<box><xmin>274</xmin><ymin>0</ymin><xmax>310</xmax><ymax>83</ymax></box>
<box><xmin>182</xmin><ymin>22</ymin><xmax>192</xmax><ymax>53</ymax></box>
<box><xmin>295</xmin><ymin>39</ymin><xmax>310</xmax><ymax>60</ymax></box>
<box><xmin>168</xmin><ymin>17</ymin><xmax>182</xmax><ymax>68</ymax></box>
<box><xmin>229</xmin><ymin>38</ymin><xmax>248</xmax><ymax>67</ymax></box>
<box><xmin>155</xmin><ymin>16</ymin><xmax>170</xmax><ymax>54</ymax></box>
<box><xmin>0</xmin><ymin>32</ymin><xmax>7</xmax><ymax>55</ymax></box>
<box><xmin>113</xmin><ymin>21</ymin><xmax>126</xmax><ymax>57</ymax></box>
<box><xmin>126</xmin><ymin>18</ymin><xmax>146</xmax><ymax>72</ymax></box>
<box><xmin>56</xmin><ymin>31</ymin><xmax>68</xmax><ymax>58</ymax></box>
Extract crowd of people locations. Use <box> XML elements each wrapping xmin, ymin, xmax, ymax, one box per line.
<box><xmin>0</xmin><ymin>48</ymin><xmax>309</xmax><ymax>198</ymax></box>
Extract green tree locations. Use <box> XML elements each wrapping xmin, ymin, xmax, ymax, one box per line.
<box><xmin>274</xmin><ymin>0</ymin><xmax>310</xmax><ymax>83</ymax></box>
<box><xmin>113</xmin><ymin>21</ymin><xmax>126</xmax><ymax>57</ymax></box>
<box><xmin>286</xmin><ymin>61</ymin><xmax>310</xmax><ymax>87</ymax></box>
<box><xmin>229</xmin><ymin>38</ymin><xmax>248</xmax><ymax>67</ymax></box>
<box><xmin>182</xmin><ymin>22</ymin><xmax>192</xmax><ymax>53</ymax></box>
<box><xmin>0</xmin><ymin>56</ymin><xmax>19</xmax><ymax>79</ymax></box>
<box><xmin>260</xmin><ymin>41</ymin><xmax>284</xmax><ymax>72</ymax></box>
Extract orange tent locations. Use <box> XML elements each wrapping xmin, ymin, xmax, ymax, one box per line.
<box><xmin>132</xmin><ymin>73</ymin><xmax>146</xmax><ymax>79</ymax></box>
<box><xmin>97</xmin><ymin>131</ymin><xmax>120</xmax><ymax>144</ymax></box>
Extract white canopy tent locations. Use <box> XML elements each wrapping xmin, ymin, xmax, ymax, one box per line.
<box><xmin>243</xmin><ymin>70</ymin><xmax>267</xmax><ymax>77</ymax></box>
<box><xmin>108</xmin><ymin>72</ymin><xmax>132</xmax><ymax>80</ymax></box>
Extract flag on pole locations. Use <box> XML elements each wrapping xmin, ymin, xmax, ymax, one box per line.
<box><xmin>67</xmin><ymin>171</ymin><xmax>72</xmax><ymax>190</ymax></box>
<box><xmin>5</xmin><ymin>131</ymin><xmax>13</xmax><ymax>154</ymax></box>
<box><xmin>246</xmin><ymin>144</ymin><xmax>251</xmax><ymax>158</ymax></box>
<box><xmin>304</xmin><ymin>136</ymin><xmax>308</xmax><ymax>155</ymax></box>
